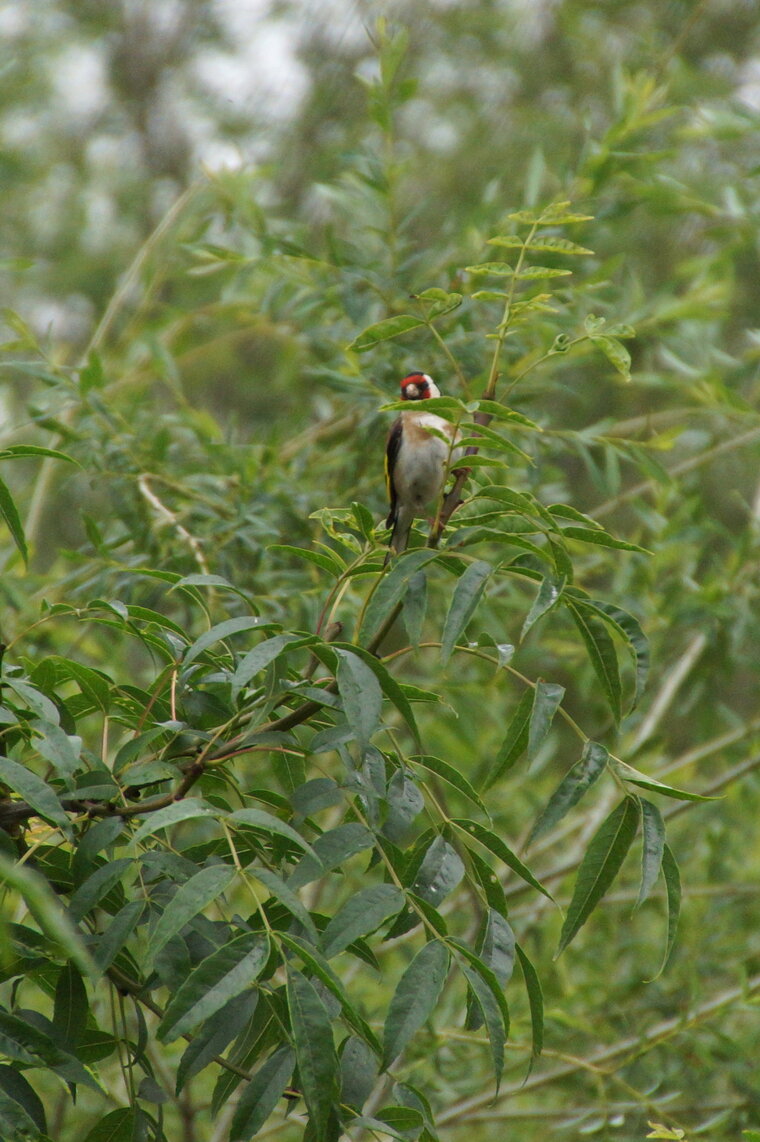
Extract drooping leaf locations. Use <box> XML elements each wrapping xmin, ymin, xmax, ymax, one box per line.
<box><xmin>176</xmin><ymin>992</ymin><xmax>258</xmax><ymax>1094</ymax></box>
<box><xmin>521</xmin><ymin>574</ymin><xmax>565</xmax><ymax>640</ymax></box>
<box><xmin>286</xmin><ymin>968</ymin><xmax>338</xmax><ymax>1138</ymax></box>
<box><xmin>556</xmin><ymin>797</ymin><xmax>640</xmax><ymax>956</ymax></box>
<box><xmin>360</xmin><ymin>549</ymin><xmax>440</xmax><ymax>643</ymax></box>
<box><xmin>322</xmin><ymin>884</ymin><xmax>404</xmax><ymax>959</ymax></box>
<box><xmin>452</xmin><ymin>819</ymin><xmax>553</xmax><ymax>901</ymax></box>
<box><xmin>333</xmin><ymin>642</ymin><xmax>419</xmax><ymax>746</ymax></box>
<box><xmin>0</xmin><ymin>475</ymin><xmax>28</xmax><ymax>564</ymax></box>
<box><xmin>516</xmin><ymin>943</ymin><xmax>544</xmax><ymax>1055</ymax></box>
<box><xmin>568</xmin><ymin>602</ymin><xmax>623</xmax><ymax>722</ymax></box>
<box><xmin>339</xmin><ymin>1036</ymin><xmax>379</xmax><ymax>1112</ymax></box>
<box><xmin>227</xmin><ymin>808</ymin><xmax>321</xmax><ymax>862</ymax></box>
<box><xmin>382</xmin><ymin>940</ymin><xmax>450</xmax><ymax>1068</ymax></box>
<box><xmin>0</xmin><ymin>1065</ymin><xmax>47</xmax><ymax>1134</ymax></box>
<box><xmin>0</xmin><ymin>756</ymin><xmax>71</xmax><ymax>835</ymax></box>
<box><xmin>230</xmin><ymin>1046</ymin><xmax>296</xmax><ymax>1142</ymax></box>
<box><xmin>0</xmin><ymin>854</ymin><xmax>96</xmax><ymax>978</ymax></box>
<box><xmin>412</xmin><ymin>754</ymin><xmax>489</xmax><ymax>816</ymax></box>
<box><xmin>440</xmin><ymin>560</ymin><xmax>491</xmax><ymax>665</ymax></box>
<box><xmin>614</xmin><ymin>760</ymin><xmax>716</xmax><ymax>801</ymax></box>
<box><xmin>145</xmin><ymin>863</ymin><xmax>237</xmax><ymax>969</ymax></box>
<box><xmin>131</xmin><ymin>798</ymin><xmax>218</xmax><ymax>844</ymax></box>
<box><xmin>68</xmin><ymin>859</ymin><xmax>131</xmax><ymax>923</ymax></box>
<box><xmin>650</xmin><ymin>844</ymin><xmax>681</xmax><ymax>980</ymax></box>
<box><xmin>80</xmin><ymin>1108</ymin><xmax>137</xmax><ymax>1142</ymax></box>
<box><xmin>527</xmin><ymin>681</ymin><xmax>565</xmax><ymax>762</ymax></box>
<box><xmin>335</xmin><ymin>648</ymin><xmax>383</xmax><ymax>755</ymax></box>
<box><xmin>53</xmin><ymin>964</ymin><xmax>88</xmax><ymax>1050</ymax></box>
<box><xmin>348</xmin><ymin>314</ymin><xmax>425</xmax><ymax>352</ymax></box>
<box><xmin>411</xmin><ymin>836</ymin><xmax>465</xmax><ymax>906</ymax></box>
<box><xmin>529</xmin><ymin>741</ymin><xmax>609</xmax><ymax>845</ymax></box>
<box><xmin>452</xmin><ymin>941</ymin><xmax>509</xmax><ymax>1089</ymax></box>
<box><xmin>158</xmin><ymin>932</ymin><xmax>270</xmax><ymax>1041</ymax></box>
<box><xmin>250</xmin><ymin>867</ymin><xmax>319</xmax><ymax>944</ymax></box>
<box><xmin>183</xmin><ymin>616</ymin><xmax>270</xmax><ymax>667</ymax></box>
<box><xmin>636</xmin><ymin>799</ymin><xmax>666</xmax><ymax>909</ymax></box>
<box><xmin>484</xmin><ymin>689</ymin><xmax>534</xmax><ymax>788</ymax></box>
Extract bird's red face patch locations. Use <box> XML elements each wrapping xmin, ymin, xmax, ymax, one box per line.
<box><xmin>400</xmin><ymin>372</ymin><xmax>432</xmax><ymax>401</ymax></box>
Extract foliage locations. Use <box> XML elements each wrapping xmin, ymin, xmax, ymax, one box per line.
<box><xmin>2</xmin><ymin>4</ymin><xmax>760</xmax><ymax>1142</ymax></box>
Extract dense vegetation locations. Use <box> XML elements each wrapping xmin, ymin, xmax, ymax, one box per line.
<box><xmin>1</xmin><ymin>3</ymin><xmax>759</xmax><ymax>1140</ymax></box>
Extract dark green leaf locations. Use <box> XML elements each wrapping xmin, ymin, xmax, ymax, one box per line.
<box><xmin>287</xmin><ymin>823</ymin><xmax>374</xmax><ymax>890</ymax></box>
<box><xmin>412</xmin><ymin>754</ymin><xmax>489</xmax><ymax>816</ymax></box>
<box><xmin>340</xmin><ymin>1036</ymin><xmax>378</xmax><ymax>1112</ymax></box>
<box><xmin>81</xmin><ymin>1108</ymin><xmax>137</xmax><ymax>1142</ymax></box>
<box><xmin>322</xmin><ymin>885</ymin><xmax>404</xmax><ymax>959</ymax></box>
<box><xmin>269</xmin><ymin>544</ymin><xmax>346</xmax><ymax>576</ymax></box>
<box><xmin>132</xmin><ymin>798</ymin><xmax>218</xmax><ymax>844</ymax></box>
<box><xmin>568</xmin><ymin>603</ymin><xmax>622</xmax><ymax>722</ymax></box>
<box><xmin>452</xmin><ymin>819</ymin><xmax>553</xmax><ymax>901</ymax></box>
<box><xmin>654</xmin><ymin>844</ymin><xmax>681</xmax><ymax>978</ymax></box>
<box><xmin>411</xmin><ymin>836</ymin><xmax>465</xmax><ymax>906</ymax></box>
<box><xmin>93</xmin><ymin>901</ymin><xmax>145</xmax><ymax>973</ymax></box>
<box><xmin>230</xmin><ymin>1046</ymin><xmax>295</xmax><ymax>1141</ymax></box>
<box><xmin>515</xmin><ymin>943</ymin><xmax>544</xmax><ymax>1055</ymax></box>
<box><xmin>184</xmin><ymin>616</ymin><xmax>269</xmax><ymax>667</ymax></box>
<box><xmin>231</xmin><ymin>634</ymin><xmax>302</xmax><ymax>700</ymax></box>
<box><xmin>636</xmin><ymin>800</ymin><xmax>666</xmax><ymax>909</ymax></box>
<box><xmin>333</xmin><ymin>642</ymin><xmax>419</xmax><ymax>746</ymax></box>
<box><xmin>614</xmin><ymin>760</ymin><xmax>716</xmax><ymax>801</ymax></box>
<box><xmin>484</xmin><ymin>689</ymin><xmax>534</xmax><ymax>788</ymax></box>
<box><xmin>440</xmin><ymin>560</ymin><xmax>491</xmax><ymax>665</ymax></box>
<box><xmin>360</xmin><ymin>550</ymin><xmax>439</xmax><ymax>643</ymax></box>
<box><xmin>286</xmin><ymin>968</ymin><xmax>338</xmax><ymax>1138</ymax></box>
<box><xmin>335</xmin><ymin>649</ymin><xmax>383</xmax><ymax>755</ymax></box>
<box><xmin>562</xmin><ymin>526</ymin><xmax>648</xmax><ymax>553</ymax></box>
<box><xmin>53</xmin><ymin>964</ymin><xmax>88</xmax><ymax>1050</ymax></box>
<box><xmin>158</xmin><ymin>932</ymin><xmax>270</xmax><ymax>1041</ymax></box>
<box><xmin>527</xmin><ymin>681</ymin><xmax>565</xmax><ymax>762</ymax></box>
<box><xmin>228</xmin><ymin>808</ymin><xmax>321</xmax><ymax>860</ymax></box>
<box><xmin>251</xmin><ymin>867</ymin><xmax>319</xmax><ymax>943</ymax></box>
<box><xmin>349</xmin><ymin>314</ymin><xmax>425</xmax><ymax>352</ymax></box>
<box><xmin>0</xmin><ymin>1065</ymin><xmax>46</xmax><ymax>1133</ymax></box>
<box><xmin>529</xmin><ymin>741</ymin><xmax>609</xmax><ymax>845</ymax></box>
<box><xmin>68</xmin><ymin>859</ymin><xmax>131</xmax><ymax>923</ymax></box>
<box><xmin>146</xmin><ymin>863</ymin><xmax>237</xmax><ymax>969</ymax></box>
<box><xmin>557</xmin><ymin>797</ymin><xmax>640</xmax><ymax>956</ymax></box>
<box><xmin>0</xmin><ymin>475</ymin><xmax>27</xmax><ymax>564</ymax></box>
<box><xmin>382</xmin><ymin>940</ymin><xmax>450</xmax><ymax>1068</ymax></box>
<box><xmin>521</xmin><ymin>574</ymin><xmax>565</xmax><ymax>640</ymax></box>
<box><xmin>0</xmin><ymin>756</ymin><xmax>71</xmax><ymax>835</ymax></box>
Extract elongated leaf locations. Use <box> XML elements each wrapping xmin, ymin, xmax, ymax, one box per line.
<box><xmin>81</xmin><ymin>1108</ymin><xmax>137</xmax><ymax>1142</ymax></box>
<box><xmin>287</xmin><ymin>822</ymin><xmax>374</xmax><ymax>890</ymax></box>
<box><xmin>360</xmin><ymin>549</ymin><xmax>440</xmax><ymax>643</ymax></box>
<box><xmin>452</xmin><ymin>819</ymin><xmax>553</xmax><ymax>901</ymax></box>
<box><xmin>382</xmin><ymin>940</ymin><xmax>450</xmax><ymax>1068</ymax></box>
<box><xmin>584</xmin><ymin>599</ymin><xmax>649</xmax><ymax>709</ymax></box>
<box><xmin>659</xmin><ymin>844</ymin><xmax>681</xmax><ymax>974</ymax></box>
<box><xmin>636</xmin><ymin>800</ymin><xmax>666</xmax><ymax>909</ymax></box>
<box><xmin>484</xmin><ymin>689</ymin><xmax>534</xmax><ymax>788</ymax></box>
<box><xmin>349</xmin><ymin>313</ymin><xmax>424</xmax><ymax>352</ymax></box>
<box><xmin>335</xmin><ymin>648</ymin><xmax>383</xmax><ymax>755</ymax></box>
<box><xmin>527</xmin><ymin>681</ymin><xmax>565</xmax><ymax>762</ymax></box>
<box><xmin>132</xmin><ymin>798</ymin><xmax>218</xmax><ymax>844</ymax></box>
<box><xmin>184</xmin><ymin>616</ymin><xmax>268</xmax><ymax>667</ymax></box>
<box><xmin>0</xmin><ymin>1065</ymin><xmax>46</xmax><ymax>1133</ymax></box>
<box><xmin>515</xmin><ymin>943</ymin><xmax>544</xmax><ymax>1055</ymax></box>
<box><xmin>146</xmin><ymin>863</ymin><xmax>237</xmax><ymax>969</ymax></box>
<box><xmin>615</xmin><ymin>760</ymin><xmax>716</xmax><ymax>802</ymax></box>
<box><xmin>230</xmin><ymin>1046</ymin><xmax>295</xmax><ymax>1141</ymax></box>
<box><xmin>53</xmin><ymin>964</ymin><xmax>88</xmax><ymax>1050</ymax></box>
<box><xmin>411</xmin><ymin>836</ymin><xmax>465</xmax><ymax>906</ymax></box>
<box><xmin>469</xmin><ymin>849</ymin><xmax>508</xmax><ymax>918</ymax></box>
<box><xmin>286</xmin><ymin>968</ymin><xmax>338</xmax><ymax>1137</ymax></box>
<box><xmin>31</xmin><ymin>719</ymin><xmax>82</xmax><ymax>783</ymax></box>
<box><xmin>412</xmin><ymin>754</ymin><xmax>489</xmax><ymax>816</ymax></box>
<box><xmin>250</xmin><ymin>867</ymin><xmax>318</xmax><ymax>944</ymax></box>
<box><xmin>68</xmin><ymin>858</ymin><xmax>131</xmax><ymax>923</ymax></box>
<box><xmin>322</xmin><ymin>884</ymin><xmax>404</xmax><ymax>958</ymax></box>
<box><xmin>0</xmin><ymin>854</ymin><xmax>96</xmax><ymax>978</ymax></box>
<box><xmin>231</xmin><ymin>634</ymin><xmax>302</xmax><ymax>700</ymax></box>
<box><xmin>568</xmin><ymin>602</ymin><xmax>622</xmax><ymax>722</ymax></box>
<box><xmin>228</xmin><ymin>808</ymin><xmax>320</xmax><ymax>861</ymax></box>
<box><xmin>158</xmin><ymin>932</ymin><xmax>269</xmax><ymax>1041</ymax></box>
<box><xmin>340</xmin><ymin>1036</ymin><xmax>379</xmax><ymax>1112</ymax></box>
<box><xmin>268</xmin><ymin>544</ymin><xmax>346</xmax><ymax>576</ymax></box>
<box><xmin>0</xmin><ymin>474</ymin><xmax>27</xmax><ymax>564</ymax></box>
<box><xmin>556</xmin><ymin>797</ymin><xmax>640</xmax><ymax>956</ymax></box>
<box><xmin>529</xmin><ymin>741</ymin><xmax>609</xmax><ymax>845</ymax></box>
<box><xmin>452</xmin><ymin>940</ymin><xmax>509</xmax><ymax>1088</ymax></box>
<box><xmin>592</xmin><ymin>334</ymin><xmax>631</xmax><ymax>379</ymax></box>
<box><xmin>522</xmin><ymin>574</ymin><xmax>565</xmax><ymax>640</ymax></box>
<box><xmin>177</xmin><ymin>992</ymin><xmax>257</xmax><ymax>1094</ymax></box>
<box><xmin>0</xmin><ymin>756</ymin><xmax>71</xmax><ymax>835</ymax></box>
<box><xmin>440</xmin><ymin>560</ymin><xmax>491</xmax><ymax>665</ymax></box>
<box><xmin>93</xmin><ymin>901</ymin><xmax>144</xmax><ymax>973</ymax></box>
<box><xmin>279</xmin><ymin>933</ymin><xmax>380</xmax><ymax>1052</ymax></box>
<box><xmin>333</xmin><ymin>642</ymin><xmax>419</xmax><ymax>746</ymax></box>
<box><xmin>466</xmin><ymin>907</ymin><xmax>515</xmax><ymax>1033</ymax></box>
<box><xmin>562</xmin><ymin>526</ymin><xmax>648</xmax><ymax>553</ymax></box>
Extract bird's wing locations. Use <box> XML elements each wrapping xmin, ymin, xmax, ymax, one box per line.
<box><xmin>385</xmin><ymin>416</ymin><xmax>403</xmax><ymax>526</ymax></box>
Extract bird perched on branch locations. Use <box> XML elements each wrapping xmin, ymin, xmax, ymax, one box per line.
<box><xmin>384</xmin><ymin>372</ymin><xmax>462</xmax><ymax>561</ymax></box>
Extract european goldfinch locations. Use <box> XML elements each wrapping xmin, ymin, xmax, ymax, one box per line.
<box><xmin>384</xmin><ymin>372</ymin><xmax>461</xmax><ymax>560</ymax></box>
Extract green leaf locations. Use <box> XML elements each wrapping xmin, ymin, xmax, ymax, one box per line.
<box><xmin>484</xmin><ymin>689</ymin><xmax>534</xmax><ymax>788</ymax></box>
<box><xmin>231</xmin><ymin>634</ymin><xmax>303</xmax><ymax>701</ymax></box>
<box><xmin>567</xmin><ymin>603</ymin><xmax>623</xmax><ymax>722</ymax></box>
<box><xmin>81</xmin><ymin>1108</ymin><xmax>137</xmax><ymax>1142</ymax></box>
<box><xmin>360</xmin><ymin>549</ymin><xmax>440</xmax><ymax>643</ymax></box>
<box><xmin>30</xmin><ymin>719</ymin><xmax>82</xmax><ymax>784</ymax></box>
<box><xmin>515</xmin><ymin>943</ymin><xmax>544</xmax><ymax>1055</ymax></box>
<box><xmin>0</xmin><ymin>854</ymin><xmax>96</xmax><ymax>978</ymax></box>
<box><xmin>184</xmin><ymin>616</ymin><xmax>269</xmax><ymax>667</ymax></box>
<box><xmin>132</xmin><ymin>798</ymin><xmax>218</xmax><ymax>844</ymax></box>
<box><xmin>636</xmin><ymin>800</ymin><xmax>666</xmax><ymax>909</ymax></box>
<box><xmin>268</xmin><ymin>544</ymin><xmax>346</xmax><ymax>577</ymax></box>
<box><xmin>250</xmin><ymin>867</ymin><xmax>319</xmax><ymax>944</ymax></box>
<box><xmin>527</xmin><ymin>681</ymin><xmax>565</xmax><ymax>762</ymax></box>
<box><xmin>452</xmin><ymin>941</ymin><xmax>509</xmax><ymax>1088</ymax></box>
<box><xmin>333</xmin><ymin>642</ymin><xmax>419</xmax><ymax>746</ymax></box>
<box><xmin>440</xmin><ymin>560</ymin><xmax>491</xmax><ymax>664</ymax></box>
<box><xmin>561</xmin><ymin>526</ymin><xmax>648</xmax><ymax>554</ymax></box>
<box><xmin>1</xmin><ymin>444</ymin><xmax>77</xmax><ymax>464</ymax></box>
<box><xmin>583</xmin><ymin>599</ymin><xmax>649</xmax><ymax>710</ymax></box>
<box><xmin>614</xmin><ymin>760</ymin><xmax>717</xmax><ymax>801</ymax></box>
<box><xmin>452</xmin><ymin>819</ymin><xmax>553</xmax><ymax>901</ymax></box>
<box><xmin>529</xmin><ymin>741</ymin><xmax>609</xmax><ymax>844</ymax></box>
<box><xmin>68</xmin><ymin>859</ymin><xmax>131</xmax><ymax>922</ymax></box>
<box><xmin>521</xmin><ymin>574</ymin><xmax>565</xmax><ymax>640</ymax></box>
<box><xmin>340</xmin><ymin>1036</ymin><xmax>379</xmax><ymax>1112</ymax></box>
<box><xmin>145</xmin><ymin>863</ymin><xmax>237</xmax><ymax>969</ymax></box>
<box><xmin>287</xmin><ymin>823</ymin><xmax>374</xmax><ymax>890</ymax></box>
<box><xmin>286</xmin><ymin>968</ymin><xmax>338</xmax><ymax>1138</ymax></box>
<box><xmin>0</xmin><ymin>756</ymin><xmax>71</xmax><ymax>835</ymax></box>
<box><xmin>230</xmin><ymin>1046</ymin><xmax>296</xmax><ymax>1141</ymax></box>
<box><xmin>228</xmin><ymin>808</ymin><xmax>321</xmax><ymax>861</ymax></box>
<box><xmin>279</xmin><ymin>933</ymin><xmax>380</xmax><ymax>1051</ymax></box>
<box><xmin>465</xmin><ymin>261</ymin><xmax>514</xmax><ymax>275</ymax></box>
<box><xmin>176</xmin><ymin>992</ymin><xmax>257</xmax><ymax>1093</ymax></box>
<box><xmin>53</xmin><ymin>964</ymin><xmax>88</xmax><ymax>1050</ymax></box>
<box><xmin>93</xmin><ymin>901</ymin><xmax>144</xmax><ymax>973</ymax></box>
<box><xmin>592</xmin><ymin>334</ymin><xmax>632</xmax><ymax>379</ymax></box>
<box><xmin>335</xmin><ymin>648</ymin><xmax>383</xmax><ymax>754</ymax></box>
<box><xmin>382</xmin><ymin>940</ymin><xmax>450</xmax><ymax>1068</ymax></box>
<box><xmin>0</xmin><ymin>1065</ymin><xmax>46</xmax><ymax>1133</ymax></box>
<box><xmin>556</xmin><ymin>797</ymin><xmax>640</xmax><ymax>956</ymax></box>
<box><xmin>412</xmin><ymin>754</ymin><xmax>489</xmax><ymax>816</ymax></box>
<box><xmin>322</xmin><ymin>884</ymin><xmax>404</xmax><ymax>958</ymax></box>
<box><xmin>0</xmin><ymin>475</ymin><xmax>28</xmax><ymax>564</ymax></box>
<box><xmin>650</xmin><ymin>845</ymin><xmax>681</xmax><ymax>980</ymax></box>
<box><xmin>411</xmin><ymin>836</ymin><xmax>465</xmax><ymax>906</ymax></box>
<box><xmin>348</xmin><ymin>314</ymin><xmax>425</xmax><ymax>352</ymax></box>
<box><xmin>158</xmin><ymin>932</ymin><xmax>270</xmax><ymax>1041</ymax></box>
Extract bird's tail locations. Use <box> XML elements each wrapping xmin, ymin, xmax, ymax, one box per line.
<box><xmin>384</xmin><ymin>508</ymin><xmax>412</xmax><ymax>566</ymax></box>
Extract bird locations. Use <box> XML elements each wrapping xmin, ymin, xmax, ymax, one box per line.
<box><xmin>384</xmin><ymin>372</ymin><xmax>462</xmax><ymax>561</ymax></box>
